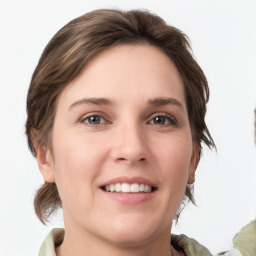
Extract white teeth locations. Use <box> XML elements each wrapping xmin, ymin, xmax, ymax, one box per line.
<box><xmin>115</xmin><ymin>183</ymin><xmax>121</xmax><ymax>192</ymax></box>
<box><xmin>130</xmin><ymin>183</ymin><xmax>139</xmax><ymax>193</ymax></box>
<box><xmin>110</xmin><ymin>184</ymin><xmax>115</xmax><ymax>192</ymax></box>
<box><xmin>121</xmin><ymin>183</ymin><xmax>131</xmax><ymax>192</ymax></box>
<box><xmin>103</xmin><ymin>183</ymin><xmax>153</xmax><ymax>193</ymax></box>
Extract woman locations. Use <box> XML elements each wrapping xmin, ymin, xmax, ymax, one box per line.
<box><xmin>26</xmin><ymin>9</ymin><xmax>215</xmax><ymax>256</ymax></box>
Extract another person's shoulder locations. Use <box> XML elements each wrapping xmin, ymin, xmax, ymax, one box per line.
<box><xmin>232</xmin><ymin>220</ymin><xmax>256</xmax><ymax>256</ymax></box>
<box><xmin>218</xmin><ymin>220</ymin><xmax>256</xmax><ymax>256</ymax></box>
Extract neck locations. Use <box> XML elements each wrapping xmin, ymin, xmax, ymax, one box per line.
<box><xmin>56</xmin><ymin>222</ymin><xmax>175</xmax><ymax>256</ymax></box>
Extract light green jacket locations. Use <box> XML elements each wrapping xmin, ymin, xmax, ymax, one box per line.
<box><xmin>39</xmin><ymin>229</ymin><xmax>213</xmax><ymax>256</ymax></box>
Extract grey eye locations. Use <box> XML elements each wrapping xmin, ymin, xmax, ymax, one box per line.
<box><xmin>85</xmin><ymin>115</ymin><xmax>102</xmax><ymax>125</ymax></box>
<box><xmin>153</xmin><ymin>116</ymin><xmax>166</xmax><ymax>125</ymax></box>
<box><xmin>150</xmin><ymin>115</ymin><xmax>175</xmax><ymax>125</ymax></box>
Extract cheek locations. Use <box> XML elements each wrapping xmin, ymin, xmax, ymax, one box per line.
<box><xmin>52</xmin><ymin>130</ymin><xmax>101</xmax><ymax>172</ymax></box>
<box><xmin>156</xmin><ymin>135</ymin><xmax>193</xmax><ymax>173</ymax></box>
<box><xmin>50</xmin><ymin>131</ymin><xmax>104</xmax><ymax>201</ymax></box>
<box><xmin>155</xmin><ymin>135</ymin><xmax>193</xmax><ymax>196</ymax></box>
<box><xmin>147</xmin><ymin>136</ymin><xmax>193</xmax><ymax>222</ymax></box>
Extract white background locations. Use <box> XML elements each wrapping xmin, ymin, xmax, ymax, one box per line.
<box><xmin>0</xmin><ymin>0</ymin><xmax>256</xmax><ymax>255</ymax></box>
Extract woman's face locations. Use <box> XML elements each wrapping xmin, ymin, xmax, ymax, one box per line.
<box><xmin>40</xmin><ymin>44</ymin><xmax>198</xmax><ymax>247</ymax></box>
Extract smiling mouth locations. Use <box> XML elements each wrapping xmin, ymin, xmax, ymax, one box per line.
<box><xmin>101</xmin><ymin>183</ymin><xmax>157</xmax><ymax>193</ymax></box>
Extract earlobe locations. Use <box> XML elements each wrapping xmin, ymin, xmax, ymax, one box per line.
<box><xmin>188</xmin><ymin>173</ymin><xmax>195</xmax><ymax>184</ymax></box>
<box><xmin>188</xmin><ymin>144</ymin><xmax>200</xmax><ymax>184</ymax></box>
<box><xmin>34</xmin><ymin>138</ymin><xmax>55</xmax><ymax>183</ymax></box>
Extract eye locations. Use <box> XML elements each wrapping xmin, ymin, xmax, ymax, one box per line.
<box><xmin>82</xmin><ymin>115</ymin><xmax>105</xmax><ymax>125</ymax></box>
<box><xmin>149</xmin><ymin>115</ymin><xmax>176</xmax><ymax>126</ymax></box>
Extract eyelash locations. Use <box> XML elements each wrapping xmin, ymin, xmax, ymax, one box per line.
<box><xmin>80</xmin><ymin>114</ymin><xmax>108</xmax><ymax>125</ymax></box>
<box><xmin>148</xmin><ymin>114</ymin><xmax>176</xmax><ymax>126</ymax></box>
<box><xmin>80</xmin><ymin>113</ymin><xmax>177</xmax><ymax>127</ymax></box>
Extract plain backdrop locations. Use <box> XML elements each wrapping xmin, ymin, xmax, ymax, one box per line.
<box><xmin>0</xmin><ymin>0</ymin><xmax>256</xmax><ymax>255</ymax></box>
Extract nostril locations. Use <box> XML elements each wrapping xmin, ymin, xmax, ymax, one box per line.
<box><xmin>117</xmin><ymin>157</ymin><xmax>127</xmax><ymax>161</ymax></box>
<box><xmin>116</xmin><ymin>157</ymin><xmax>146</xmax><ymax>164</ymax></box>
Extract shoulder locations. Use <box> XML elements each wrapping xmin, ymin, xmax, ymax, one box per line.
<box><xmin>217</xmin><ymin>249</ymin><xmax>242</xmax><ymax>256</ymax></box>
<box><xmin>232</xmin><ymin>220</ymin><xmax>256</xmax><ymax>256</ymax></box>
<box><xmin>217</xmin><ymin>220</ymin><xmax>256</xmax><ymax>256</ymax></box>
<box><xmin>171</xmin><ymin>234</ymin><xmax>213</xmax><ymax>256</ymax></box>
<box><xmin>39</xmin><ymin>228</ymin><xmax>65</xmax><ymax>256</ymax></box>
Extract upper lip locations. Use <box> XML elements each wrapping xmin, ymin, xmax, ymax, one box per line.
<box><xmin>100</xmin><ymin>176</ymin><xmax>157</xmax><ymax>188</ymax></box>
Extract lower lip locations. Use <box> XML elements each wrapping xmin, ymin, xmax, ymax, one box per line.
<box><xmin>101</xmin><ymin>190</ymin><xmax>156</xmax><ymax>204</ymax></box>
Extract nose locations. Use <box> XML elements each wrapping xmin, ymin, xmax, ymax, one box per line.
<box><xmin>110</xmin><ymin>122</ymin><xmax>149</xmax><ymax>165</ymax></box>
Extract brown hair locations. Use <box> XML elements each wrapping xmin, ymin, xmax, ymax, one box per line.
<box><xmin>26</xmin><ymin>9</ymin><xmax>215</xmax><ymax>223</ymax></box>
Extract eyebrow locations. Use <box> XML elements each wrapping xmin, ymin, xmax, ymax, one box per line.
<box><xmin>69</xmin><ymin>98</ymin><xmax>113</xmax><ymax>110</ymax></box>
<box><xmin>147</xmin><ymin>97</ymin><xmax>185</xmax><ymax>112</ymax></box>
<box><xmin>68</xmin><ymin>97</ymin><xmax>184</xmax><ymax>112</ymax></box>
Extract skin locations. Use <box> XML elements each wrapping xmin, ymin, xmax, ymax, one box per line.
<box><xmin>36</xmin><ymin>44</ymin><xmax>199</xmax><ymax>256</ymax></box>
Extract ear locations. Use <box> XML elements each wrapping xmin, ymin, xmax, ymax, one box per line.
<box><xmin>33</xmin><ymin>137</ymin><xmax>55</xmax><ymax>183</ymax></box>
<box><xmin>187</xmin><ymin>143</ymin><xmax>200</xmax><ymax>184</ymax></box>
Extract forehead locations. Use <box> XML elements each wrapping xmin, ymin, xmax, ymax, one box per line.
<box><xmin>58</xmin><ymin>44</ymin><xmax>186</xmax><ymax>108</ymax></box>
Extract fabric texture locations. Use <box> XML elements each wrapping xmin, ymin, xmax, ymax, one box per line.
<box><xmin>233</xmin><ymin>220</ymin><xmax>256</xmax><ymax>256</ymax></box>
<box><xmin>39</xmin><ymin>228</ymin><xmax>64</xmax><ymax>256</ymax></box>
<box><xmin>219</xmin><ymin>249</ymin><xmax>242</xmax><ymax>256</ymax></box>
<box><xmin>39</xmin><ymin>229</ymin><xmax>213</xmax><ymax>256</ymax></box>
<box><xmin>217</xmin><ymin>220</ymin><xmax>256</xmax><ymax>256</ymax></box>
<box><xmin>171</xmin><ymin>234</ymin><xmax>213</xmax><ymax>256</ymax></box>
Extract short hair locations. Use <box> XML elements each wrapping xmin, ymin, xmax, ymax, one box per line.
<box><xmin>26</xmin><ymin>9</ymin><xmax>215</xmax><ymax>223</ymax></box>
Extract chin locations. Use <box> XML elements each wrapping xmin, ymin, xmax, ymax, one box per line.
<box><xmin>100</xmin><ymin>216</ymin><xmax>165</xmax><ymax>247</ymax></box>
<box><xmin>107</xmin><ymin>230</ymin><xmax>155</xmax><ymax>248</ymax></box>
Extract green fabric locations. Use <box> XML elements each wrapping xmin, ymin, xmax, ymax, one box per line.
<box><xmin>39</xmin><ymin>228</ymin><xmax>64</xmax><ymax>256</ymax></box>
<box><xmin>39</xmin><ymin>229</ymin><xmax>213</xmax><ymax>256</ymax></box>
<box><xmin>171</xmin><ymin>234</ymin><xmax>213</xmax><ymax>256</ymax></box>
<box><xmin>233</xmin><ymin>220</ymin><xmax>256</xmax><ymax>256</ymax></box>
